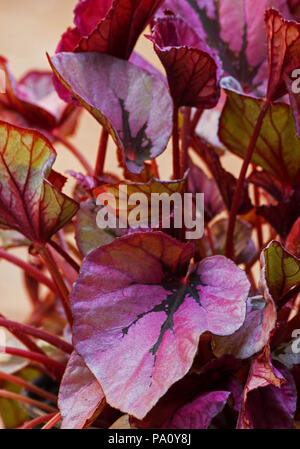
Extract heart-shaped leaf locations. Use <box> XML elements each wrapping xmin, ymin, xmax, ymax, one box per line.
<box><xmin>0</xmin><ymin>121</ymin><xmax>78</xmax><ymax>243</ymax></box>
<box><xmin>70</xmin><ymin>232</ymin><xmax>249</xmax><ymax>418</ymax></box>
<box><xmin>49</xmin><ymin>52</ymin><xmax>173</xmax><ymax>174</ymax></box>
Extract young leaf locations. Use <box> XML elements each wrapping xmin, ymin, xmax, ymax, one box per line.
<box><xmin>70</xmin><ymin>232</ymin><xmax>249</xmax><ymax>419</ymax></box>
<box><xmin>148</xmin><ymin>16</ymin><xmax>220</xmax><ymax>108</ymax></box>
<box><xmin>58</xmin><ymin>351</ymin><xmax>105</xmax><ymax>429</ymax></box>
<box><xmin>0</xmin><ymin>121</ymin><xmax>78</xmax><ymax>243</ymax></box>
<box><xmin>219</xmin><ymin>88</ymin><xmax>300</xmax><ymax>184</ymax></box>
<box><xmin>49</xmin><ymin>52</ymin><xmax>173</xmax><ymax>174</ymax></box>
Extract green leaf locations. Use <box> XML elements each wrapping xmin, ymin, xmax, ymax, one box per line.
<box><xmin>219</xmin><ymin>87</ymin><xmax>300</xmax><ymax>184</ymax></box>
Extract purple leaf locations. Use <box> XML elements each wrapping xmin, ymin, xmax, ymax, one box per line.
<box><xmin>49</xmin><ymin>52</ymin><xmax>173</xmax><ymax>174</ymax></box>
<box><xmin>57</xmin><ymin>0</ymin><xmax>163</xmax><ymax>59</ymax></box>
<box><xmin>159</xmin><ymin>0</ymin><xmax>290</xmax><ymax>91</ymax></box>
<box><xmin>148</xmin><ymin>16</ymin><xmax>220</xmax><ymax>108</ymax></box>
<box><xmin>58</xmin><ymin>351</ymin><xmax>105</xmax><ymax>429</ymax></box>
<box><xmin>213</xmin><ymin>295</ymin><xmax>277</xmax><ymax>360</ymax></box>
<box><xmin>238</xmin><ymin>348</ymin><xmax>297</xmax><ymax>429</ymax></box>
<box><xmin>163</xmin><ymin>390</ymin><xmax>230</xmax><ymax>429</ymax></box>
<box><xmin>70</xmin><ymin>232</ymin><xmax>249</xmax><ymax>418</ymax></box>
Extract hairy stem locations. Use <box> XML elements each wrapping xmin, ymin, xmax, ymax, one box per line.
<box><xmin>225</xmin><ymin>102</ymin><xmax>270</xmax><ymax>260</ymax></box>
<box><xmin>95</xmin><ymin>128</ymin><xmax>109</xmax><ymax>177</ymax></box>
<box><xmin>37</xmin><ymin>245</ymin><xmax>73</xmax><ymax>326</ymax></box>
<box><xmin>172</xmin><ymin>106</ymin><xmax>180</xmax><ymax>180</ymax></box>
<box><xmin>52</xmin><ymin>132</ymin><xmax>93</xmax><ymax>176</ymax></box>
<box><xmin>0</xmin><ymin>249</ymin><xmax>58</xmax><ymax>297</ymax></box>
<box><xmin>0</xmin><ymin>316</ymin><xmax>73</xmax><ymax>354</ymax></box>
<box><xmin>0</xmin><ymin>372</ymin><xmax>57</xmax><ymax>404</ymax></box>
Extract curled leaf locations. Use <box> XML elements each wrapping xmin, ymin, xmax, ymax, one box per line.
<box><xmin>149</xmin><ymin>16</ymin><xmax>220</xmax><ymax>108</ymax></box>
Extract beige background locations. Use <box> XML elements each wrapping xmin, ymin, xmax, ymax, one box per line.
<box><xmin>0</xmin><ymin>0</ymin><xmax>241</xmax><ymax>322</ymax></box>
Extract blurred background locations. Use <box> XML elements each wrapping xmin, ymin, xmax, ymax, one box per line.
<box><xmin>0</xmin><ymin>0</ymin><xmax>241</xmax><ymax>321</ymax></box>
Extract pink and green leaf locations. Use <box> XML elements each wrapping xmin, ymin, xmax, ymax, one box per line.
<box><xmin>70</xmin><ymin>232</ymin><xmax>249</xmax><ymax>418</ymax></box>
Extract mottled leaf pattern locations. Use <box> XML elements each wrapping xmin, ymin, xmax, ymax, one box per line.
<box><xmin>70</xmin><ymin>232</ymin><xmax>249</xmax><ymax>418</ymax></box>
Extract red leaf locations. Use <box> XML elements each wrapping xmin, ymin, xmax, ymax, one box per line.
<box><xmin>0</xmin><ymin>121</ymin><xmax>78</xmax><ymax>243</ymax></box>
<box><xmin>148</xmin><ymin>16</ymin><xmax>220</xmax><ymax>108</ymax></box>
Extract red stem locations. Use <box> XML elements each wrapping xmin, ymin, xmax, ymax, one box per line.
<box><xmin>172</xmin><ymin>106</ymin><xmax>180</xmax><ymax>180</ymax></box>
<box><xmin>0</xmin><ymin>248</ymin><xmax>58</xmax><ymax>296</ymax></box>
<box><xmin>151</xmin><ymin>159</ymin><xmax>160</xmax><ymax>179</ymax></box>
<box><xmin>95</xmin><ymin>128</ymin><xmax>109</xmax><ymax>177</ymax></box>
<box><xmin>181</xmin><ymin>107</ymin><xmax>192</xmax><ymax>177</ymax></box>
<box><xmin>190</xmin><ymin>108</ymin><xmax>203</xmax><ymax>135</ymax></box>
<box><xmin>37</xmin><ymin>245</ymin><xmax>73</xmax><ymax>326</ymax></box>
<box><xmin>49</xmin><ymin>239</ymin><xmax>80</xmax><ymax>273</ymax></box>
<box><xmin>206</xmin><ymin>224</ymin><xmax>216</xmax><ymax>255</ymax></box>
<box><xmin>0</xmin><ymin>389</ymin><xmax>57</xmax><ymax>414</ymax></box>
<box><xmin>253</xmin><ymin>182</ymin><xmax>263</xmax><ymax>250</ymax></box>
<box><xmin>21</xmin><ymin>412</ymin><xmax>57</xmax><ymax>429</ymax></box>
<box><xmin>42</xmin><ymin>412</ymin><xmax>61</xmax><ymax>429</ymax></box>
<box><xmin>0</xmin><ymin>371</ymin><xmax>57</xmax><ymax>404</ymax></box>
<box><xmin>0</xmin><ymin>317</ymin><xmax>73</xmax><ymax>354</ymax></box>
<box><xmin>52</xmin><ymin>132</ymin><xmax>93</xmax><ymax>176</ymax></box>
<box><xmin>225</xmin><ymin>102</ymin><xmax>270</xmax><ymax>260</ymax></box>
<box><xmin>0</xmin><ymin>346</ymin><xmax>65</xmax><ymax>380</ymax></box>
